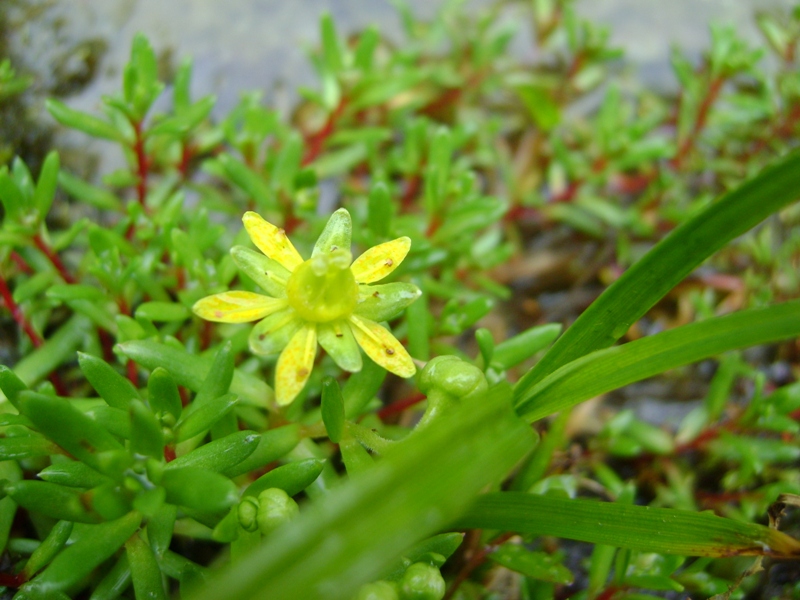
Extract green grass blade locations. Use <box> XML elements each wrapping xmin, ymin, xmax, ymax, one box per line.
<box><xmin>455</xmin><ymin>492</ymin><xmax>800</xmax><ymax>558</ymax></box>
<box><xmin>515</xmin><ymin>149</ymin><xmax>800</xmax><ymax>400</ymax></box>
<box><xmin>516</xmin><ymin>300</ymin><xmax>800</xmax><ymax>422</ymax></box>
<box><xmin>189</xmin><ymin>385</ymin><xmax>535</xmax><ymax>600</ymax></box>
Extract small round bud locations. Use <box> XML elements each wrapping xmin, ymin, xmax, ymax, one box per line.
<box><xmin>401</xmin><ymin>562</ymin><xmax>446</xmax><ymax>600</ymax></box>
<box><xmin>156</xmin><ymin>411</ymin><xmax>177</xmax><ymax>429</ymax></box>
<box><xmin>355</xmin><ymin>580</ymin><xmax>399</xmax><ymax>600</ymax></box>
<box><xmin>257</xmin><ymin>488</ymin><xmax>299</xmax><ymax>535</ymax></box>
<box><xmin>418</xmin><ymin>356</ymin><xmax>488</xmax><ymax>399</ymax></box>
<box><xmin>237</xmin><ymin>497</ymin><xmax>260</xmax><ymax>533</ymax></box>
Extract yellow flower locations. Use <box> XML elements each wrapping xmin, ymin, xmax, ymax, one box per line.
<box><xmin>193</xmin><ymin>209</ymin><xmax>421</xmax><ymax>406</ymax></box>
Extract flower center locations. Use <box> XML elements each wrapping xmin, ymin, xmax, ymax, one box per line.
<box><xmin>286</xmin><ymin>249</ymin><xmax>358</xmax><ymax>323</ymax></box>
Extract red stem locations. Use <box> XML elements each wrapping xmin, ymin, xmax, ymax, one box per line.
<box><xmin>302</xmin><ymin>99</ymin><xmax>348</xmax><ymax>166</ymax></box>
<box><xmin>443</xmin><ymin>531</ymin><xmax>515</xmax><ymax>600</ymax></box>
<box><xmin>673</xmin><ymin>76</ymin><xmax>724</xmax><ymax>168</ymax></box>
<box><xmin>9</xmin><ymin>252</ymin><xmax>32</xmax><ymax>274</ymax></box>
<box><xmin>32</xmin><ymin>234</ymin><xmax>76</xmax><ymax>284</ymax></box>
<box><xmin>133</xmin><ymin>120</ymin><xmax>148</xmax><ymax>206</ymax></box>
<box><xmin>0</xmin><ymin>274</ymin><xmax>69</xmax><ymax>395</ymax></box>
<box><xmin>377</xmin><ymin>392</ymin><xmax>427</xmax><ymax>420</ymax></box>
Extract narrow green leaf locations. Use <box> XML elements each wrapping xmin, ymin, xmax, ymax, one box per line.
<box><xmin>46</xmin><ymin>99</ymin><xmax>124</xmax><ymax>141</ymax></box>
<box><xmin>32</xmin><ymin>151</ymin><xmax>59</xmax><ymax>218</ymax></box>
<box><xmin>117</xmin><ymin>340</ymin><xmax>271</xmax><ymax>408</ymax></box>
<box><xmin>243</xmin><ymin>459</ymin><xmax>324</xmax><ymax>498</ymax></box>
<box><xmin>0</xmin><ymin>460</ymin><xmax>22</xmax><ymax>554</ymax></box>
<box><xmin>488</xmin><ymin>544</ymin><xmax>573</xmax><ymax>584</ymax></box>
<box><xmin>492</xmin><ymin>323</ymin><xmax>562</xmax><ymax>370</ymax></box>
<box><xmin>223</xmin><ymin>424</ymin><xmax>301</xmax><ymax>478</ymax></box>
<box><xmin>515</xmin><ymin>149</ymin><xmax>800</xmax><ymax>399</ymax></box>
<box><xmin>126</xmin><ymin>533</ymin><xmax>167</xmax><ymax>600</ymax></box>
<box><xmin>456</xmin><ymin>493</ymin><xmax>800</xmax><ymax>558</ymax></box>
<box><xmin>23</xmin><ymin>512</ymin><xmax>142</xmax><ymax>595</ymax></box>
<box><xmin>175</xmin><ymin>393</ymin><xmax>239</xmax><ymax>442</ymax></box>
<box><xmin>135</xmin><ymin>301</ymin><xmax>190</xmax><ymax>322</ymax></box>
<box><xmin>58</xmin><ymin>171</ymin><xmax>122</xmax><ymax>210</ymax></box>
<box><xmin>147</xmin><ymin>367</ymin><xmax>183</xmax><ymax>421</ymax></box>
<box><xmin>515</xmin><ymin>300</ymin><xmax>800</xmax><ymax>422</ymax></box>
<box><xmin>13</xmin><ymin>316</ymin><xmax>87</xmax><ymax>388</ymax></box>
<box><xmin>39</xmin><ymin>461</ymin><xmax>113</xmax><ymax>489</ymax></box>
<box><xmin>87</xmin><ymin>554</ymin><xmax>131</xmax><ymax>600</ymax></box>
<box><xmin>5</xmin><ymin>480</ymin><xmax>101</xmax><ymax>523</ymax></box>
<box><xmin>321</xmin><ymin>377</ymin><xmax>345</xmax><ymax>443</ymax></box>
<box><xmin>189</xmin><ymin>384</ymin><xmax>534</xmax><ymax>600</ymax></box>
<box><xmin>18</xmin><ymin>392</ymin><xmax>124</xmax><ymax>471</ymax></box>
<box><xmin>130</xmin><ymin>399</ymin><xmax>165</xmax><ymax>458</ymax></box>
<box><xmin>161</xmin><ymin>468</ymin><xmax>238</xmax><ymax>514</ymax></box>
<box><xmin>79</xmin><ymin>352</ymin><xmax>140</xmax><ymax>410</ymax></box>
<box><xmin>0</xmin><ymin>436</ymin><xmax>62</xmax><ymax>461</ymax></box>
<box><xmin>166</xmin><ymin>430</ymin><xmax>259</xmax><ymax>474</ymax></box>
<box><xmin>22</xmin><ymin>521</ymin><xmax>73</xmax><ymax>579</ymax></box>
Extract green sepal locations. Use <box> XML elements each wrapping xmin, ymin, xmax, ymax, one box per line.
<box><xmin>21</xmin><ymin>512</ymin><xmax>142</xmax><ymax>596</ymax></box>
<box><xmin>313</xmin><ymin>208</ymin><xmax>352</xmax><ymax>257</ymax></box>
<box><xmin>317</xmin><ymin>321</ymin><xmax>362</xmax><ymax>372</ymax></box>
<box><xmin>22</xmin><ymin>520</ymin><xmax>73</xmax><ymax>579</ymax></box>
<box><xmin>161</xmin><ymin>467</ymin><xmax>239</xmax><ymax>514</ymax></box>
<box><xmin>126</xmin><ymin>533</ymin><xmax>167</xmax><ymax>600</ymax></box>
<box><xmin>147</xmin><ymin>367</ymin><xmax>183</xmax><ymax>422</ymax></box>
<box><xmin>4</xmin><ymin>480</ymin><xmax>102</xmax><ymax>523</ymax></box>
<box><xmin>39</xmin><ymin>461</ymin><xmax>113</xmax><ymax>489</ymax></box>
<box><xmin>230</xmin><ymin>245</ymin><xmax>290</xmax><ymax>298</ymax></box>
<box><xmin>130</xmin><ymin>399</ymin><xmax>164</xmax><ymax>458</ymax></box>
<box><xmin>243</xmin><ymin>458</ymin><xmax>325</xmax><ymax>498</ymax></box>
<box><xmin>166</xmin><ymin>430</ymin><xmax>259</xmax><ymax>474</ymax></box>
<box><xmin>78</xmin><ymin>352</ymin><xmax>140</xmax><ymax>410</ymax></box>
<box><xmin>175</xmin><ymin>393</ymin><xmax>239</xmax><ymax>442</ymax></box>
<box><xmin>17</xmin><ymin>391</ymin><xmax>124</xmax><ymax>472</ymax></box>
<box><xmin>223</xmin><ymin>425</ymin><xmax>301</xmax><ymax>478</ymax></box>
<box><xmin>321</xmin><ymin>377</ymin><xmax>345</xmax><ymax>443</ymax></box>
<box><xmin>355</xmin><ymin>283</ymin><xmax>422</xmax><ymax>323</ymax></box>
<box><xmin>249</xmin><ymin>309</ymin><xmax>301</xmax><ymax>356</ymax></box>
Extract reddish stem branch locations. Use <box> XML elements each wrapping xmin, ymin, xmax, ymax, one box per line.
<box><xmin>443</xmin><ymin>532</ymin><xmax>515</xmax><ymax>600</ymax></box>
<box><xmin>377</xmin><ymin>392</ymin><xmax>427</xmax><ymax>420</ymax></box>
<box><xmin>0</xmin><ymin>274</ymin><xmax>69</xmax><ymax>395</ymax></box>
<box><xmin>673</xmin><ymin>76</ymin><xmax>724</xmax><ymax>168</ymax></box>
<box><xmin>32</xmin><ymin>234</ymin><xmax>76</xmax><ymax>284</ymax></box>
<box><xmin>302</xmin><ymin>99</ymin><xmax>348</xmax><ymax>166</ymax></box>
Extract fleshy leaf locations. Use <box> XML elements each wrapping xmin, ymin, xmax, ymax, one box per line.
<box><xmin>193</xmin><ymin>291</ymin><xmax>287</xmax><ymax>323</ymax></box>
<box><xmin>318</xmin><ymin>320</ymin><xmax>363</xmax><ymax>372</ymax></box>
<box><xmin>275</xmin><ymin>324</ymin><xmax>317</xmax><ymax>405</ymax></box>
<box><xmin>242</xmin><ymin>211</ymin><xmax>303</xmax><ymax>271</ymax></box>
<box><xmin>348</xmin><ymin>315</ymin><xmax>415</xmax><ymax>378</ymax></box>
<box><xmin>355</xmin><ymin>282</ymin><xmax>421</xmax><ymax>322</ymax></box>
<box><xmin>350</xmin><ymin>237</ymin><xmax>411</xmax><ymax>284</ymax></box>
<box><xmin>249</xmin><ymin>309</ymin><xmax>302</xmax><ymax>356</ymax></box>
<box><xmin>230</xmin><ymin>245</ymin><xmax>290</xmax><ymax>298</ymax></box>
<box><xmin>313</xmin><ymin>208</ymin><xmax>352</xmax><ymax>257</ymax></box>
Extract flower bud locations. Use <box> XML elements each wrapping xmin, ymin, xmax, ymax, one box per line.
<box><xmin>256</xmin><ymin>487</ymin><xmax>299</xmax><ymax>535</ymax></box>
<box><xmin>238</xmin><ymin>497</ymin><xmax>260</xmax><ymax>533</ymax></box>
<box><xmin>400</xmin><ymin>562</ymin><xmax>446</xmax><ymax>600</ymax></box>
<box><xmin>355</xmin><ymin>580</ymin><xmax>399</xmax><ymax>600</ymax></box>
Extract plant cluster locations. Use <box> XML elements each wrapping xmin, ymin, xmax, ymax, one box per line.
<box><xmin>0</xmin><ymin>1</ymin><xmax>799</xmax><ymax>599</ymax></box>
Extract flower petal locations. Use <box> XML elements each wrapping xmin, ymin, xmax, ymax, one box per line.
<box><xmin>242</xmin><ymin>211</ymin><xmax>303</xmax><ymax>271</ymax></box>
<box><xmin>350</xmin><ymin>237</ymin><xmax>411</xmax><ymax>284</ymax></box>
<box><xmin>249</xmin><ymin>309</ymin><xmax>302</xmax><ymax>355</ymax></box>
<box><xmin>348</xmin><ymin>315</ymin><xmax>415</xmax><ymax>378</ymax></box>
<box><xmin>275</xmin><ymin>324</ymin><xmax>317</xmax><ymax>406</ymax></box>
<box><xmin>312</xmin><ymin>208</ymin><xmax>352</xmax><ymax>257</ymax></box>
<box><xmin>355</xmin><ymin>282</ymin><xmax>421</xmax><ymax>322</ymax></box>
<box><xmin>318</xmin><ymin>320</ymin><xmax>362</xmax><ymax>372</ymax></box>
<box><xmin>230</xmin><ymin>245</ymin><xmax>290</xmax><ymax>298</ymax></box>
<box><xmin>193</xmin><ymin>292</ymin><xmax>287</xmax><ymax>323</ymax></box>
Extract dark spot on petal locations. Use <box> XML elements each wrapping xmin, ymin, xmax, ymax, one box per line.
<box><xmin>385</xmin><ymin>348</ymin><xmax>395</xmax><ymax>355</ymax></box>
<box><xmin>331</xmin><ymin>245</ymin><xmax>338</xmax><ymax>251</ymax></box>
<box><xmin>259</xmin><ymin>334</ymin><xmax>266</xmax><ymax>340</ymax></box>
<box><xmin>297</xmin><ymin>368</ymin><xmax>309</xmax><ymax>380</ymax></box>
<box><xmin>372</xmin><ymin>291</ymin><xmax>380</xmax><ymax>298</ymax></box>
<box><xmin>385</xmin><ymin>259</ymin><xmax>393</xmax><ymax>267</ymax></box>
<box><xmin>336</xmin><ymin>332</ymin><xmax>343</xmax><ymax>338</ymax></box>
<box><xmin>214</xmin><ymin>310</ymin><xmax>224</xmax><ymax>318</ymax></box>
